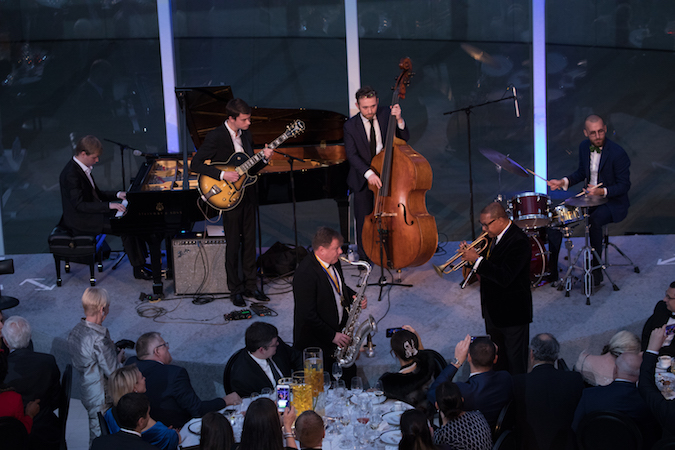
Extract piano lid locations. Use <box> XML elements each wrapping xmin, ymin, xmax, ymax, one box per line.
<box><xmin>179</xmin><ymin>86</ymin><xmax>347</xmax><ymax>150</ymax></box>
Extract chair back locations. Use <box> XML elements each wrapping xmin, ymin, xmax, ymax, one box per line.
<box><xmin>223</xmin><ymin>348</ymin><xmax>246</xmax><ymax>394</ymax></box>
<box><xmin>492</xmin><ymin>429</ymin><xmax>517</xmax><ymax>450</ymax></box>
<box><xmin>426</xmin><ymin>349</ymin><xmax>447</xmax><ymax>377</ymax></box>
<box><xmin>0</xmin><ymin>416</ymin><xmax>29</xmax><ymax>449</ymax></box>
<box><xmin>556</xmin><ymin>357</ymin><xmax>570</xmax><ymax>371</ymax></box>
<box><xmin>576</xmin><ymin>410</ymin><xmax>642</xmax><ymax>450</ymax></box>
<box><xmin>493</xmin><ymin>400</ymin><xmax>515</xmax><ymax>441</ymax></box>
<box><xmin>59</xmin><ymin>364</ymin><xmax>73</xmax><ymax>450</ymax></box>
<box><xmin>97</xmin><ymin>411</ymin><xmax>110</xmax><ymax>436</ymax></box>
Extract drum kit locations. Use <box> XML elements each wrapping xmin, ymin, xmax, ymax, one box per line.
<box><xmin>479</xmin><ymin>148</ymin><xmax>617</xmax><ymax>304</ymax></box>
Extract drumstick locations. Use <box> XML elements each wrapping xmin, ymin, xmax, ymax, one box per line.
<box><xmin>524</xmin><ymin>167</ymin><xmax>548</xmax><ymax>182</ymax></box>
<box><xmin>574</xmin><ymin>183</ymin><xmax>604</xmax><ymax>197</ymax></box>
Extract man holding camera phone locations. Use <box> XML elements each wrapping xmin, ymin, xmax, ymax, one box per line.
<box><xmin>641</xmin><ymin>281</ymin><xmax>675</xmax><ymax>356</ymax></box>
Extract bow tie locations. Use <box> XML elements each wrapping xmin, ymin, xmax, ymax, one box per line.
<box><xmin>590</xmin><ymin>145</ymin><xmax>602</xmax><ymax>153</ymax></box>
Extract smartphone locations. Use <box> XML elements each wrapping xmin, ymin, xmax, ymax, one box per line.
<box><xmin>471</xmin><ymin>335</ymin><xmax>491</xmax><ymax>342</ymax></box>
<box><xmin>666</xmin><ymin>324</ymin><xmax>675</xmax><ymax>336</ymax></box>
<box><xmin>276</xmin><ymin>384</ymin><xmax>290</xmax><ymax>412</ymax></box>
<box><xmin>386</xmin><ymin>327</ymin><xmax>405</xmax><ymax>338</ymax></box>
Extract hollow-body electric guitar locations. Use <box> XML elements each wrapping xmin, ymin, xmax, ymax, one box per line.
<box><xmin>198</xmin><ymin>119</ymin><xmax>305</xmax><ymax>211</ymax></box>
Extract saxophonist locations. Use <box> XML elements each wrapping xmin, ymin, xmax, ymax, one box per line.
<box><xmin>293</xmin><ymin>227</ymin><xmax>368</xmax><ymax>383</ymax></box>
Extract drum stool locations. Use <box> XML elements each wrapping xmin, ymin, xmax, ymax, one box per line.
<box><xmin>602</xmin><ymin>225</ymin><xmax>639</xmax><ymax>273</ymax></box>
<box><xmin>48</xmin><ymin>225</ymin><xmax>106</xmax><ymax>286</ymax></box>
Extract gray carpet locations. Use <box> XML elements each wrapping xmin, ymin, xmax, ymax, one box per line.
<box><xmin>1</xmin><ymin>233</ymin><xmax>672</xmax><ymax>401</ymax></box>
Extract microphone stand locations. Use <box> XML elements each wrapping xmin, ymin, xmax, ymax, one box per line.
<box><xmin>272</xmin><ymin>149</ymin><xmax>306</xmax><ymax>270</ymax></box>
<box><xmin>443</xmin><ymin>94</ymin><xmax>516</xmax><ymax>240</ymax></box>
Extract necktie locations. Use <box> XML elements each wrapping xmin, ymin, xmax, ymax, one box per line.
<box><xmin>369</xmin><ymin>119</ymin><xmax>377</xmax><ymax>159</ymax></box>
<box><xmin>486</xmin><ymin>237</ymin><xmax>496</xmax><ymax>259</ymax></box>
<box><xmin>268</xmin><ymin>358</ymin><xmax>281</xmax><ymax>385</ymax></box>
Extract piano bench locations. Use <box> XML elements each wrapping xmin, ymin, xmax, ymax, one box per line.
<box><xmin>48</xmin><ymin>226</ymin><xmax>106</xmax><ymax>287</ymax></box>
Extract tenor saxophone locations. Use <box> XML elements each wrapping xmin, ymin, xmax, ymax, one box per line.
<box><xmin>334</xmin><ymin>256</ymin><xmax>377</xmax><ymax>368</ymax></box>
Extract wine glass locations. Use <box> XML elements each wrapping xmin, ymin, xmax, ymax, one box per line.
<box><xmin>332</xmin><ymin>362</ymin><xmax>343</xmax><ymax>382</ymax></box>
<box><xmin>324</xmin><ymin>371</ymin><xmax>332</xmax><ymax>391</ymax></box>
<box><xmin>351</xmin><ymin>376</ymin><xmax>363</xmax><ymax>395</ymax></box>
<box><xmin>336</xmin><ymin>379</ymin><xmax>346</xmax><ymax>400</ymax></box>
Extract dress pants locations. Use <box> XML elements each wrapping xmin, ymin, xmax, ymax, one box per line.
<box><xmin>485</xmin><ymin>310</ymin><xmax>529</xmax><ymax>375</ymax></box>
<box><xmin>353</xmin><ymin>188</ymin><xmax>374</xmax><ymax>261</ymax></box>
<box><xmin>223</xmin><ymin>191</ymin><xmax>257</xmax><ymax>294</ymax></box>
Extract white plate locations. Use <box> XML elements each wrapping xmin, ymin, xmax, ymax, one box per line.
<box><xmin>382</xmin><ymin>410</ymin><xmax>404</xmax><ymax>427</ymax></box>
<box><xmin>351</xmin><ymin>393</ymin><xmax>386</xmax><ymax>405</ymax></box>
<box><xmin>380</xmin><ymin>430</ymin><xmax>402</xmax><ymax>445</ymax></box>
<box><xmin>187</xmin><ymin>421</ymin><xmax>201</xmax><ymax>435</ymax></box>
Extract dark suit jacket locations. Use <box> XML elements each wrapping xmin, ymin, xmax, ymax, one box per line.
<box><xmin>427</xmin><ymin>364</ymin><xmax>513</xmax><ymax>429</ymax></box>
<box><xmin>59</xmin><ymin>158</ymin><xmax>118</xmax><ymax>235</ymax></box>
<box><xmin>572</xmin><ymin>380</ymin><xmax>659</xmax><ymax>447</ymax></box>
<box><xmin>292</xmin><ymin>252</ymin><xmax>357</xmax><ymax>359</ymax></box>
<box><xmin>512</xmin><ymin>363</ymin><xmax>584</xmax><ymax>450</ymax></box>
<box><xmin>226</xmin><ymin>338</ymin><xmax>303</xmax><ymax>397</ymax></box>
<box><xmin>125</xmin><ymin>357</ymin><xmax>226</xmax><ymax>429</ymax></box>
<box><xmin>344</xmin><ymin>106</ymin><xmax>410</xmax><ymax>193</ymax></box>
<box><xmin>639</xmin><ymin>351</ymin><xmax>675</xmax><ymax>438</ymax></box>
<box><xmin>565</xmin><ymin>138</ymin><xmax>631</xmax><ymax>223</ymax></box>
<box><xmin>91</xmin><ymin>430</ymin><xmax>157</xmax><ymax>450</ymax></box>
<box><xmin>641</xmin><ymin>300</ymin><xmax>675</xmax><ymax>355</ymax></box>
<box><xmin>5</xmin><ymin>348</ymin><xmax>62</xmax><ymax>445</ymax></box>
<box><xmin>379</xmin><ymin>350</ymin><xmax>440</xmax><ymax>415</ymax></box>
<box><xmin>477</xmin><ymin>223</ymin><xmax>532</xmax><ymax>328</ymax></box>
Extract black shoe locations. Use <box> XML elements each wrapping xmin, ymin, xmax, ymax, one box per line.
<box><xmin>592</xmin><ymin>270</ymin><xmax>603</xmax><ymax>286</ymax></box>
<box><xmin>231</xmin><ymin>293</ymin><xmax>246</xmax><ymax>307</ymax></box>
<box><xmin>133</xmin><ymin>266</ymin><xmax>153</xmax><ymax>280</ymax></box>
<box><xmin>244</xmin><ymin>289</ymin><xmax>270</xmax><ymax>302</ymax></box>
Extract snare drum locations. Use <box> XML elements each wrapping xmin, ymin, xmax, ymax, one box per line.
<box><xmin>509</xmin><ymin>192</ymin><xmax>551</xmax><ymax>229</ymax></box>
<box><xmin>551</xmin><ymin>204</ymin><xmax>583</xmax><ymax>227</ymax></box>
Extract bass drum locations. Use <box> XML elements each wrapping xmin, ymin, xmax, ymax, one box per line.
<box><xmin>528</xmin><ymin>229</ymin><xmax>550</xmax><ymax>287</ymax></box>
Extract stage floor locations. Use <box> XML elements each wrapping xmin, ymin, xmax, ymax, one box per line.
<box><xmin>1</xmin><ymin>233</ymin><xmax>673</xmax><ymax>402</ymax></box>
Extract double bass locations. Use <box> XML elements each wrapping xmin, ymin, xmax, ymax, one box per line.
<box><xmin>362</xmin><ymin>58</ymin><xmax>438</xmax><ymax>270</ymax></box>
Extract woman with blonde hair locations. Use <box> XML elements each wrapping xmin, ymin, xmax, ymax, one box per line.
<box><xmin>104</xmin><ymin>364</ymin><xmax>180</xmax><ymax>450</ymax></box>
<box><xmin>574</xmin><ymin>330</ymin><xmax>640</xmax><ymax>386</ymax></box>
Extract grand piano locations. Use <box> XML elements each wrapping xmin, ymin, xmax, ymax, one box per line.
<box><xmin>111</xmin><ymin>86</ymin><xmax>350</xmax><ymax>293</ymax></box>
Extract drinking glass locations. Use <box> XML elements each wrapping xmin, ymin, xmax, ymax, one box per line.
<box><xmin>351</xmin><ymin>376</ymin><xmax>363</xmax><ymax>395</ymax></box>
<box><xmin>332</xmin><ymin>362</ymin><xmax>343</xmax><ymax>382</ymax></box>
<box><xmin>373</xmin><ymin>380</ymin><xmax>384</xmax><ymax>398</ymax></box>
<box><xmin>261</xmin><ymin>387</ymin><xmax>273</xmax><ymax>400</ymax></box>
<box><xmin>303</xmin><ymin>347</ymin><xmax>324</xmax><ymax>399</ymax></box>
<box><xmin>292</xmin><ymin>371</ymin><xmax>312</xmax><ymax>415</ymax></box>
<box><xmin>323</xmin><ymin>371</ymin><xmax>332</xmax><ymax>391</ymax></box>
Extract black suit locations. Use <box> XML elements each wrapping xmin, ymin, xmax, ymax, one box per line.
<box><xmin>125</xmin><ymin>357</ymin><xmax>226</xmax><ymax>429</ymax></box>
<box><xmin>639</xmin><ymin>351</ymin><xmax>675</xmax><ymax>439</ymax></box>
<box><xmin>5</xmin><ymin>348</ymin><xmax>61</xmax><ymax>449</ymax></box>
<box><xmin>293</xmin><ymin>252</ymin><xmax>357</xmax><ymax>379</ymax></box>
<box><xmin>641</xmin><ymin>301</ymin><xmax>675</xmax><ymax>356</ymax></box>
<box><xmin>190</xmin><ymin>124</ymin><xmax>265</xmax><ymax>294</ymax></box>
<box><xmin>344</xmin><ymin>106</ymin><xmax>410</xmax><ymax>260</ymax></box>
<box><xmin>512</xmin><ymin>363</ymin><xmax>584</xmax><ymax>450</ymax></box>
<box><xmin>226</xmin><ymin>339</ymin><xmax>303</xmax><ymax>397</ymax></box>
<box><xmin>58</xmin><ymin>158</ymin><xmax>146</xmax><ymax>267</ymax></box>
<box><xmin>476</xmin><ymin>223</ymin><xmax>532</xmax><ymax>374</ymax></box>
<box><xmin>91</xmin><ymin>430</ymin><xmax>157</xmax><ymax>450</ymax></box>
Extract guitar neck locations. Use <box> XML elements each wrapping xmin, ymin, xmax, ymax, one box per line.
<box><xmin>238</xmin><ymin>129</ymin><xmax>293</xmax><ymax>173</ymax></box>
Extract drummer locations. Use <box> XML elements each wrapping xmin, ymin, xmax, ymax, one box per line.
<box><xmin>547</xmin><ymin>114</ymin><xmax>631</xmax><ymax>286</ymax></box>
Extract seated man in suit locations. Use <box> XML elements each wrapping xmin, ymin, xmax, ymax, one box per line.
<box><xmin>126</xmin><ymin>332</ymin><xmax>241</xmax><ymax>428</ymax></box>
<box><xmin>3</xmin><ymin>316</ymin><xmax>61</xmax><ymax>450</ymax></box>
<box><xmin>92</xmin><ymin>393</ymin><xmax>156</xmax><ymax>450</ymax></box>
<box><xmin>573</xmin><ymin>352</ymin><xmax>659</xmax><ymax>447</ymax></box>
<box><xmin>512</xmin><ymin>333</ymin><xmax>584</xmax><ymax>450</ymax></box>
<box><xmin>295</xmin><ymin>410</ymin><xmax>325</xmax><ymax>450</ymax></box>
<box><xmin>640</xmin><ymin>325</ymin><xmax>675</xmax><ymax>439</ymax></box>
<box><xmin>427</xmin><ymin>335</ymin><xmax>512</xmax><ymax>429</ymax></box>
<box><xmin>641</xmin><ymin>281</ymin><xmax>675</xmax><ymax>356</ymax></box>
<box><xmin>59</xmin><ymin>135</ymin><xmax>151</xmax><ymax>280</ymax></box>
<box><xmin>226</xmin><ymin>322</ymin><xmax>302</xmax><ymax>398</ymax></box>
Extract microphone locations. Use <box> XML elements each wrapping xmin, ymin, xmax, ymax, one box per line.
<box><xmin>513</xmin><ymin>86</ymin><xmax>520</xmax><ymax>118</ymax></box>
<box><xmin>132</xmin><ymin>149</ymin><xmax>160</xmax><ymax>158</ymax></box>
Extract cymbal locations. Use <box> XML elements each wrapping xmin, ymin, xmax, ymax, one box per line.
<box><xmin>461</xmin><ymin>43</ymin><xmax>500</xmax><ymax>69</ymax></box>
<box><xmin>0</xmin><ymin>295</ymin><xmax>19</xmax><ymax>310</ymax></box>
<box><xmin>564</xmin><ymin>195</ymin><xmax>608</xmax><ymax>208</ymax></box>
<box><xmin>479</xmin><ymin>148</ymin><xmax>529</xmax><ymax>178</ymax></box>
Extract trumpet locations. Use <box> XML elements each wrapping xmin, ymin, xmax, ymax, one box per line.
<box><xmin>433</xmin><ymin>231</ymin><xmax>489</xmax><ymax>277</ymax></box>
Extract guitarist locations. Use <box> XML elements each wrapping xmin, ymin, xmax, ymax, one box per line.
<box><xmin>190</xmin><ymin>98</ymin><xmax>273</xmax><ymax>307</ymax></box>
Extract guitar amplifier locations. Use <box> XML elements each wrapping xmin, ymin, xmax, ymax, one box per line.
<box><xmin>172</xmin><ymin>234</ymin><xmax>228</xmax><ymax>295</ymax></box>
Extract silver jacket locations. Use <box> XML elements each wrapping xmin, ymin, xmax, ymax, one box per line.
<box><xmin>67</xmin><ymin>319</ymin><xmax>120</xmax><ymax>411</ymax></box>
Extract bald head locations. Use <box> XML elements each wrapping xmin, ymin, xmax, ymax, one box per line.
<box><xmin>481</xmin><ymin>202</ymin><xmax>508</xmax><ymax>220</ymax></box>
<box><xmin>585</xmin><ymin>114</ymin><xmax>605</xmax><ymax>127</ymax></box>
<box><xmin>615</xmin><ymin>352</ymin><xmax>642</xmax><ymax>382</ymax></box>
<box><xmin>295</xmin><ymin>410</ymin><xmax>324</xmax><ymax>448</ymax></box>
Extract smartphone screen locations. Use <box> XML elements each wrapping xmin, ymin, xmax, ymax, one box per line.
<box><xmin>471</xmin><ymin>335</ymin><xmax>491</xmax><ymax>342</ymax></box>
<box><xmin>666</xmin><ymin>324</ymin><xmax>675</xmax><ymax>336</ymax></box>
<box><xmin>386</xmin><ymin>327</ymin><xmax>404</xmax><ymax>338</ymax></box>
<box><xmin>276</xmin><ymin>384</ymin><xmax>290</xmax><ymax>412</ymax></box>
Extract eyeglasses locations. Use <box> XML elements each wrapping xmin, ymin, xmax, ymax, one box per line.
<box><xmin>154</xmin><ymin>342</ymin><xmax>169</xmax><ymax>352</ymax></box>
<box><xmin>480</xmin><ymin>218</ymin><xmax>497</xmax><ymax>228</ymax></box>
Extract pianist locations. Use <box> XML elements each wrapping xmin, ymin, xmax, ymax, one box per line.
<box><xmin>59</xmin><ymin>135</ymin><xmax>152</xmax><ymax>280</ymax></box>
<box><xmin>190</xmin><ymin>98</ymin><xmax>272</xmax><ymax>307</ymax></box>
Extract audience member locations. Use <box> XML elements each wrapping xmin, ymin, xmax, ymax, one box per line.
<box><xmin>399</xmin><ymin>408</ymin><xmax>439</xmax><ymax>450</ymax></box>
<box><xmin>575</xmin><ymin>330</ymin><xmax>640</xmax><ymax>386</ymax></box>
<box><xmin>378</xmin><ymin>326</ymin><xmax>442</xmax><ymax>416</ymax></box>
<box><xmin>428</xmin><ymin>335</ymin><xmax>512</xmax><ymax>429</ymax></box>
<box><xmin>0</xmin><ymin>348</ymin><xmax>40</xmax><ymax>433</ymax></box>
<box><xmin>433</xmin><ymin>381</ymin><xmax>492</xmax><ymax>450</ymax></box>
<box><xmin>104</xmin><ymin>365</ymin><xmax>179</xmax><ymax>450</ymax></box>
<box><xmin>91</xmin><ymin>392</ymin><xmax>157</xmax><ymax>450</ymax></box>
<box><xmin>639</xmin><ymin>325</ymin><xmax>675</xmax><ymax>439</ymax></box>
<box><xmin>236</xmin><ymin>398</ymin><xmax>297</xmax><ymax>450</ymax></box>
<box><xmin>573</xmin><ymin>352</ymin><xmax>659</xmax><ymax>448</ymax></box>
<box><xmin>67</xmin><ymin>287</ymin><xmax>123</xmax><ymax>445</ymax></box>
<box><xmin>641</xmin><ymin>281</ymin><xmax>675</xmax><ymax>356</ymax></box>
<box><xmin>199</xmin><ymin>411</ymin><xmax>234</xmax><ymax>450</ymax></box>
<box><xmin>126</xmin><ymin>331</ymin><xmax>241</xmax><ymax>429</ymax></box>
<box><xmin>226</xmin><ymin>322</ymin><xmax>302</xmax><ymax>398</ymax></box>
<box><xmin>3</xmin><ymin>316</ymin><xmax>61</xmax><ymax>449</ymax></box>
<box><xmin>295</xmin><ymin>410</ymin><xmax>325</xmax><ymax>450</ymax></box>
<box><xmin>512</xmin><ymin>333</ymin><xmax>584</xmax><ymax>450</ymax></box>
